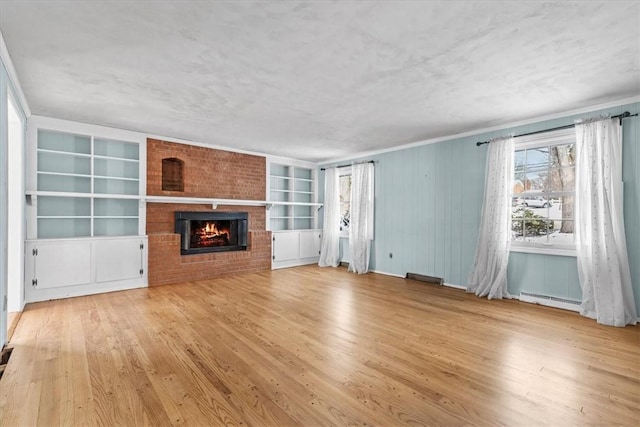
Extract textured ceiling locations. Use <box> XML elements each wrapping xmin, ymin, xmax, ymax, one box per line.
<box><xmin>1</xmin><ymin>1</ymin><xmax>639</xmax><ymax>162</ymax></box>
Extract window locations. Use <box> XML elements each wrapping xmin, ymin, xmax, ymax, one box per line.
<box><xmin>511</xmin><ymin>129</ymin><xmax>575</xmax><ymax>253</ymax></box>
<box><xmin>339</xmin><ymin>171</ymin><xmax>351</xmax><ymax>233</ymax></box>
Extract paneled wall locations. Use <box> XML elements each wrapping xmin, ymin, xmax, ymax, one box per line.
<box><xmin>320</xmin><ymin>102</ymin><xmax>640</xmax><ymax>312</ymax></box>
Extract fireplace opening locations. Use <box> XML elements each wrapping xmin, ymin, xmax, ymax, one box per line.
<box><xmin>175</xmin><ymin>211</ymin><xmax>248</xmax><ymax>255</ymax></box>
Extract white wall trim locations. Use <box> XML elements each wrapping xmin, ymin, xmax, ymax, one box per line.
<box><xmin>266</xmin><ymin>154</ymin><xmax>318</xmax><ymax>170</ymax></box>
<box><xmin>29</xmin><ymin>115</ymin><xmax>146</xmax><ymax>144</ymax></box>
<box><xmin>0</xmin><ymin>29</ymin><xmax>30</xmax><ymax>117</ymax></box>
<box><xmin>517</xmin><ymin>292</ymin><xmax>581</xmax><ymax>313</ymax></box>
<box><xmin>443</xmin><ymin>282</ymin><xmax>467</xmax><ymax>290</ymax></box>
<box><xmin>319</xmin><ymin>95</ymin><xmax>640</xmax><ymax>165</ymax></box>
<box><xmin>369</xmin><ymin>269</ymin><xmax>405</xmax><ymax>278</ymax></box>
<box><xmin>510</xmin><ymin>245</ymin><xmax>577</xmax><ymax>257</ymax></box>
<box><xmin>30</xmin><ymin>114</ymin><xmax>322</xmax><ymax>166</ymax></box>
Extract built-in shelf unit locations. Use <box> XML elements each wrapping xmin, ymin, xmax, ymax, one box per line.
<box><xmin>268</xmin><ymin>161</ymin><xmax>322</xmax><ymax>269</ymax></box>
<box><xmin>25</xmin><ymin>116</ymin><xmax>147</xmax><ymax>303</ymax></box>
<box><xmin>269</xmin><ymin>163</ymin><xmax>320</xmax><ymax>231</ymax></box>
<box><xmin>32</xmin><ymin>129</ymin><xmax>140</xmax><ymax>238</ymax></box>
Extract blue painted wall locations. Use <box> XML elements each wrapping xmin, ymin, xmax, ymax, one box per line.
<box><xmin>319</xmin><ymin>102</ymin><xmax>640</xmax><ymax>313</ymax></box>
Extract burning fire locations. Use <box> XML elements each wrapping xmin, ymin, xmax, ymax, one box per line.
<box><xmin>203</xmin><ymin>222</ymin><xmax>222</xmax><ymax>236</ymax></box>
<box><xmin>192</xmin><ymin>220</ymin><xmax>231</xmax><ymax>247</ymax></box>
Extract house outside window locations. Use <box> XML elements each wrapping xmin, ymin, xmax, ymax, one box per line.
<box><xmin>511</xmin><ymin>128</ymin><xmax>576</xmax><ymax>255</ymax></box>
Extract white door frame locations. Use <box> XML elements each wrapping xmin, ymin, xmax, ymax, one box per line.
<box><xmin>0</xmin><ymin>64</ymin><xmax>9</xmax><ymax>348</ymax></box>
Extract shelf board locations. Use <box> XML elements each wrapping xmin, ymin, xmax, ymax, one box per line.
<box><xmin>93</xmin><ymin>154</ymin><xmax>139</xmax><ymax>162</ymax></box>
<box><xmin>27</xmin><ymin>191</ymin><xmax>141</xmax><ymax>200</ymax></box>
<box><xmin>267</xmin><ymin>201</ymin><xmax>322</xmax><ymax>207</ymax></box>
<box><xmin>37</xmin><ymin>148</ymin><xmax>91</xmax><ymax>158</ymax></box>
<box><xmin>27</xmin><ymin>192</ymin><xmax>323</xmax><ymax>210</ymax></box>
<box><xmin>145</xmin><ymin>195</ymin><xmax>271</xmax><ymax>209</ymax></box>
<box><xmin>94</xmin><ymin>175</ymin><xmax>139</xmax><ymax>182</ymax></box>
<box><xmin>37</xmin><ymin>216</ymin><xmax>91</xmax><ymax>219</ymax></box>
<box><xmin>37</xmin><ymin>171</ymin><xmax>91</xmax><ymax>178</ymax></box>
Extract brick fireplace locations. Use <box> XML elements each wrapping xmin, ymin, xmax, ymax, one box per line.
<box><xmin>146</xmin><ymin>138</ymin><xmax>271</xmax><ymax>286</ymax></box>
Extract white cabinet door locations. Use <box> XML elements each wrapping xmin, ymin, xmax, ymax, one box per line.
<box><xmin>272</xmin><ymin>232</ymin><xmax>299</xmax><ymax>262</ymax></box>
<box><xmin>95</xmin><ymin>239</ymin><xmax>143</xmax><ymax>283</ymax></box>
<box><xmin>29</xmin><ymin>241</ymin><xmax>92</xmax><ymax>289</ymax></box>
<box><xmin>271</xmin><ymin>230</ymin><xmax>322</xmax><ymax>269</ymax></box>
<box><xmin>299</xmin><ymin>230</ymin><xmax>321</xmax><ymax>259</ymax></box>
<box><xmin>25</xmin><ymin>236</ymin><xmax>147</xmax><ymax>303</ymax></box>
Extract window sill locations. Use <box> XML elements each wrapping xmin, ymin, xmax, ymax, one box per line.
<box><xmin>510</xmin><ymin>244</ymin><xmax>576</xmax><ymax>257</ymax></box>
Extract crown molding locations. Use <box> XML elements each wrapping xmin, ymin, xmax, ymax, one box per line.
<box><xmin>319</xmin><ymin>95</ymin><xmax>640</xmax><ymax>165</ymax></box>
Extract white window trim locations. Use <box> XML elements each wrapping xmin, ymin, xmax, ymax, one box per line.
<box><xmin>510</xmin><ymin>127</ymin><xmax>576</xmax><ymax>255</ymax></box>
<box><xmin>510</xmin><ymin>244</ymin><xmax>577</xmax><ymax>257</ymax></box>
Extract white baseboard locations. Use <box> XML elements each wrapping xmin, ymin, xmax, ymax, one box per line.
<box><xmin>443</xmin><ymin>282</ymin><xmax>467</xmax><ymax>290</ymax></box>
<box><xmin>517</xmin><ymin>292</ymin><xmax>581</xmax><ymax>312</ymax></box>
<box><xmin>370</xmin><ymin>269</ymin><xmax>405</xmax><ymax>278</ymax></box>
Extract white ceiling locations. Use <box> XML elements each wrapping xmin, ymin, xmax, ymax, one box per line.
<box><xmin>1</xmin><ymin>1</ymin><xmax>639</xmax><ymax>162</ymax></box>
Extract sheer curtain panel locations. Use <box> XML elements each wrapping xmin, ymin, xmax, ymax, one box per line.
<box><xmin>575</xmin><ymin>118</ymin><xmax>637</xmax><ymax>326</ymax></box>
<box><xmin>318</xmin><ymin>167</ymin><xmax>340</xmax><ymax>267</ymax></box>
<box><xmin>348</xmin><ymin>162</ymin><xmax>374</xmax><ymax>274</ymax></box>
<box><xmin>467</xmin><ymin>136</ymin><xmax>514</xmax><ymax>299</ymax></box>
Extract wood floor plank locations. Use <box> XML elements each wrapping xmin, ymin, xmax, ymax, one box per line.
<box><xmin>1</xmin><ymin>265</ymin><xmax>639</xmax><ymax>426</ymax></box>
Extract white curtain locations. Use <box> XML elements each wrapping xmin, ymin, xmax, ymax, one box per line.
<box><xmin>348</xmin><ymin>163</ymin><xmax>374</xmax><ymax>274</ymax></box>
<box><xmin>467</xmin><ymin>136</ymin><xmax>514</xmax><ymax>299</ymax></box>
<box><xmin>575</xmin><ymin>118</ymin><xmax>637</xmax><ymax>326</ymax></box>
<box><xmin>318</xmin><ymin>167</ymin><xmax>340</xmax><ymax>267</ymax></box>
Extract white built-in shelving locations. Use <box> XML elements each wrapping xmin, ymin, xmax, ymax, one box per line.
<box><xmin>268</xmin><ymin>161</ymin><xmax>322</xmax><ymax>269</ymax></box>
<box><xmin>269</xmin><ymin>163</ymin><xmax>320</xmax><ymax>231</ymax></box>
<box><xmin>32</xmin><ymin>129</ymin><xmax>140</xmax><ymax>238</ymax></box>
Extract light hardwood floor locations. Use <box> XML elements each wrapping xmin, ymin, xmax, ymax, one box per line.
<box><xmin>1</xmin><ymin>266</ymin><xmax>639</xmax><ymax>426</ymax></box>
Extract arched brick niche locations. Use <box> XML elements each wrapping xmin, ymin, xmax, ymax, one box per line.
<box><xmin>162</xmin><ymin>157</ymin><xmax>184</xmax><ymax>191</ymax></box>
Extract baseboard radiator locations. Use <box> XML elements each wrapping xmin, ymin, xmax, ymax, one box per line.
<box><xmin>405</xmin><ymin>272</ymin><xmax>443</xmax><ymax>286</ymax></box>
<box><xmin>519</xmin><ymin>292</ymin><xmax>581</xmax><ymax>312</ymax></box>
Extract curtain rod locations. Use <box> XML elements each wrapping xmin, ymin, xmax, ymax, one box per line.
<box><xmin>320</xmin><ymin>160</ymin><xmax>375</xmax><ymax>171</ymax></box>
<box><xmin>475</xmin><ymin>111</ymin><xmax>638</xmax><ymax>147</ymax></box>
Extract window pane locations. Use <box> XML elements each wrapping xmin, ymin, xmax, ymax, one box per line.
<box><xmin>340</xmin><ymin>201</ymin><xmax>350</xmax><ymax>228</ymax></box>
<box><xmin>511</xmin><ymin>207</ymin><xmax>552</xmax><ymax>242</ymax></box>
<box><xmin>547</xmin><ymin>167</ymin><xmax>575</xmax><ymax>192</ymax></box>
<box><xmin>512</xmin><ymin>219</ymin><xmax>525</xmax><ymax>241</ymax></box>
<box><xmin>548</xmin><ymin>196</ymin><xmax>574</xmax><ymax>220</ymax></box>
<box><xmin>339</xmin><ymin>175</ymin><xmax>351</xmax><ymax>203</ymax></box>
<box><xmin>523</xmin><ymin>219</ymin><xmax>552</xmax><ymax>242</ymax></box>
<box><xmin>526</xmin><ymin>147</ymin><xmax>549</xmax><ymax>171</ymax></box>
<box><xmin>339</xmin><ymin>175</ymin><xmax>352</xmax><ymax>229</ymax></box>
<box><xmin>550</xmin><ymin>144</ymin><xmax>575</xmax><ymax>167</ymax></box>
<box><xmin>549</xmin><ymin>221</ymin><xmax>574</xmax><ymax>245</ymax></box>
<box><xmin>524</xmin><ymin>172</ymin><xmax>548</xmax><ymax>193</ymax></box>
<box><xmin>514</xmin><ymin>150</ymin><xmax>526</xmax><ymax>188</ymax></box>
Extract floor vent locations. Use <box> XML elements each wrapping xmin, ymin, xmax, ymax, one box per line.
<box><xmin>519</xmin><ymin>292</ymin><xmax>581</xmax><ymax>312</ymax></box>
<box><xmin>405</xmin><ymin>273</ymin><xmax>443</xmax><ymax>286</ymax></box>
<box><xmin>0</xmin><ymin>346</ymin><xmax>14</xmax><ymax>380</ymax></box>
